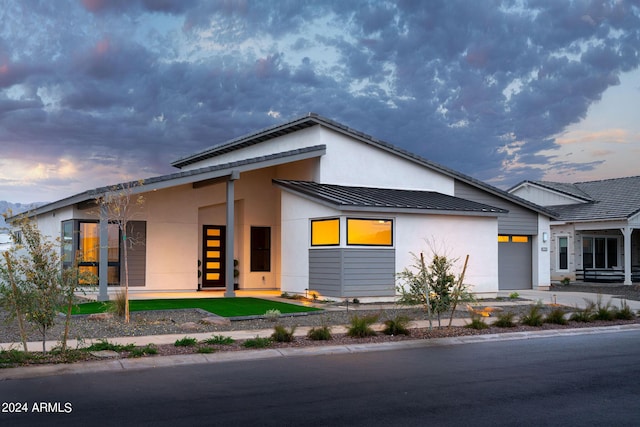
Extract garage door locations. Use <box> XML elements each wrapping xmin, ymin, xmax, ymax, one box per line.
<box><xmin>498</xmin><ymin>235</ymin><xmax>532</xmax><ymax>290</ymax></box>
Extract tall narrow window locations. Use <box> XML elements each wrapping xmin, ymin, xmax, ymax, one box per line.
<box><xmin>346</xmin><ymin>218</ymin><xmax>393</xmax><ymax>246</ymax></box>
<box><xmin>251</xmin><ymin>227</ymin><xmax>271</xmax><ymax>272</ymax></box>
<box><xmin>558</xmin><ymin>236</ymin><xmax>568</xmax><ymax>270</ymax></box>
<box><xmin>311</xmin><ymin>218</ymin><xmax>340</xmax><ymax>246</ymax></box>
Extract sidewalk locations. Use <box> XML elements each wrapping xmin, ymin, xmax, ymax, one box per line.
<box><xmin>2</xmin><ymin>290</ymin><xmax>639</xmax><ymax>380</ymax></box>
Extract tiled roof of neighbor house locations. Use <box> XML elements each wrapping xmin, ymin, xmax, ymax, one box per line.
<box><xmin>172</xmin><ymin>113</ymin><xmax>554</xmax><ymax>218</ymax></box>
<box><xmin>274</xmin><ymin>180</ymin><xmax>508</xmax><ymax>216</ymax></box>
<box><xmin>530</xmin><ymin>176</ymin><xmax>640</xmax><ymax>221</ymax></box>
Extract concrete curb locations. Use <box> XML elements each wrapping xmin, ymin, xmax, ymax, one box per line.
<box><xmin>2</xmin><ymin>323</ymin><xmax>639</xmax><ymax>381</ymax></box>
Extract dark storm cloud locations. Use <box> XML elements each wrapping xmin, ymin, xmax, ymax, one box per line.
<box><xmin>1</xmin><ymin>0</ymin><xmax>639</xmax><ymax>203</ymax></box>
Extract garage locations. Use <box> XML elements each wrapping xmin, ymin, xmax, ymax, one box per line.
<box><xmin>498</xmin><ymin>235</ymin><xmax>532</xmax><ymax>290</ymax></box>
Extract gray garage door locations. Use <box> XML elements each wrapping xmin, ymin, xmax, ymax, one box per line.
<box><xmin>498</xmin><ymin>235</ymin><xmax>532</xmax><ymax>290</ymax></box>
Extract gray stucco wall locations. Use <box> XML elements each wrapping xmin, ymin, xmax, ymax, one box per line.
<box><xmin>309</xmin><ymin>248</ymin><xmax>395</xmax><ymax>298</ymax></box>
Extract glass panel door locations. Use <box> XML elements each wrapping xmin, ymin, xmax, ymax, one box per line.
<box><xmin>202</xmin><ymin>225</ymin><xmax>226</xmax><ymax>288</ymax></box>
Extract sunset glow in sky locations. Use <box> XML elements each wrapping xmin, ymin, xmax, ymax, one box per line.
<box><xmin>1</xmin><ymin>0</ymin><xmax>639</xmax><ymax>203</ymax></box>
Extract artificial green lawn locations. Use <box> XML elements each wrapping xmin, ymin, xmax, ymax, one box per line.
<box><xmin>69</xmin><ymin>297</ymin><xmax>321</xmax><ymax>317</ymax></box>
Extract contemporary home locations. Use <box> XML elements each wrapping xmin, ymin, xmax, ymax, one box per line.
<box><xmin>509</xmin><ymin>176</ymin><xmax>640</xmax><ymax>285</ymax></box>
<box><xmin>18</xmin><ymin>114</ymin><xmax>553</xmax><ymax>300</ymax></box>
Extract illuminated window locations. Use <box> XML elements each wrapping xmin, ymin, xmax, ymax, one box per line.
<box><xmin>498</xmin><ymin>235</ymin><xmax>509</xmax><ymax>243</ymax></box>
<box><xmin>512</xmin><ymin>236</ymin><xmax>529</xmax><ymax>243</ymax></box>
<box><xmin>311</xmin><ymin>218</ymin><xmax>340</xmax><ymax>246</ymax></box>
<box><xmin>346</xmin><ymin>218</ymin><xmax>393</xmax><ymax>246</ymax></box>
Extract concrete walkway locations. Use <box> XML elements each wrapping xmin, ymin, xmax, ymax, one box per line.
<box><xmin>2</xmin><ymin>290</ymin><xmax>639</xmax><ymax>380</ymax></box>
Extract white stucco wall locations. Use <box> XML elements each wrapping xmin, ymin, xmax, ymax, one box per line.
<box><xmin>533</xmin><ymin>214</ymin><xmax>552</xmax><ymax>288</ymax></box>
<box><xmin>510</xmin><ymin>184</ymin><xmax>584</xmax><ymax>206</ymax></box>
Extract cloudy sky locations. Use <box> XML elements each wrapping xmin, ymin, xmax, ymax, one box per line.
<box><xmin>1</xmin><ymin>0</ymin><xmax>639</xmax><ymax>204</ymax></box>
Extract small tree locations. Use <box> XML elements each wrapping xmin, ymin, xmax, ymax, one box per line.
<box><xmin>95</xmin><ymin>181</ymin><xmax>145</xmax><ymax>323</ymax></box>
<box><xmin>397</xmin><ymin>243</ymin><xmax>472</xmax><ymax>328</ymax></box>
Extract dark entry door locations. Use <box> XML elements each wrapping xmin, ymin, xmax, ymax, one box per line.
<box><xmin>202</xmin><ymin>225</ymin><xmax>226</xmax><ymax>289</ymax></box>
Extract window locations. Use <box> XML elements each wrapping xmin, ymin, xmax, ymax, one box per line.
<box><xmin>69</xmin><ymin>221</ymin><xmax>121</xmax><ymax>285</ymax></box>
<box><xmin>498</xmin><ymin>235</ymin><xmax>529</xmax><ymax>243</ymax></box>
<box><xmin>346</xmin><ymin>218</ymin><xmax>393</xmax><ymax>246</ymax></box>
<box><xmin>558</xmin><ymin>236</ymin><xmax>568</xmax><ymax>270</ymax></box>
<box><xmin>251</xmin><ymin>227</ymin><xmax>271</xmax><ymax>272</ymax></box>
<box><xmin>498</xmin><ymin>235</ymin><xmax>509</xmax><ymax>243</ymax></box>
<box><xmin>311</xmin><ymin>218</ymin><xmax>340</xmax><ymax>246</ymax></box>
<box><xmin>582</xmin><ymin>236</ymin><xmax>618</xmax><ymax>269</ymax></box>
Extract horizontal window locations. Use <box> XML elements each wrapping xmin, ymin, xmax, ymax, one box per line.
<box><xmin>347</xmin><ymin>218</ymin><xmax>393</xmax><ymax>246</ymax></box>
<box><xmin>498</xmin><ymin>235</ymin><xmax>529</xmax><ymax>243</ymax></box>
<box><xmin>311</xmin><ymin>218</ymin><xmax>340</xmax><ymax>246</ymax></box>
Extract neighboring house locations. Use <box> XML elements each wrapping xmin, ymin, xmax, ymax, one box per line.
<box><xmin>509</xmin><ymin>176</ymin><xmax>640</xmax><ymax>285</ymax></box>
<box><xmin>13</xmin><ymin>114</ymin><xmax>552</xmax><ymax>300</ymax></box>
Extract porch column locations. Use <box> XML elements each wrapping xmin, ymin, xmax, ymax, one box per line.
<box><xmin>98</xmin><ymin>204</ymin><xmax>109</xmax><ymax>301</ymax></box>
<box><xmin>225</xmin><ymin>171</ymin><xmax>240</xmax><ymax>297</ymax></box>
<box><xmin>622</xmin><ymin>226</ymin><xmax>633</xmax><ymax>285</ymax></box>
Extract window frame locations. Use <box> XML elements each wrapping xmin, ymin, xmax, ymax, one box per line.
<box><xmin>346</xmin><ymin>217</ymin><xmax>394</xmax><ymax>247</ymax></box>
<box><xmin>310</xmin><ymin>218</ymin><xmax>341</xmax><ymax>247</ymax></box>
<box><xmin>250</xmin><ymin>226</ymin><xmax>271</xmax><ymax>272</ymax></box>
<box><xmin>557</xmin><ymin>236</ymin><xmax>569</xmax><ymax>271</ymax></box>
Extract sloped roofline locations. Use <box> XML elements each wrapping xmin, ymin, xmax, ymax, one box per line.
<box><xmin>508</xmin><ymin>180</ymin><xmax>594</xmax><ymax>203</ymax></box>
<box><xmin>172</xmin><ymin>112</ymin><xmax>556</xmax><ymax>218</ymax></box>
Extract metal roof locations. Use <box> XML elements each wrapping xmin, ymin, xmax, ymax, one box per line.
<box><xmin>274</xmin><ymin>180</ymin><xmax>508</xmax><ymax>216</ymax></box>
<box><xmin>528</xmin><ymin>176</ymin><xmax>640</xmax><ymax>222</ymax></box>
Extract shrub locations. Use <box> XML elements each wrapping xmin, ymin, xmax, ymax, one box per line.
<box><xmin>493</xmin><ymin>311</ymin><xmax>516</xmax><ymax>328</ymax></box>
<box><xmin>545</xmin><ymin>308</ymin><xmax>568</xmax><ymax>325</ymax></box>
<box><xmin>465</xmin><ymin>315</ymin><xmax>489</xmax><ymax>329</ymax></box>
<box><xmin>174</xmin><ymin>337</ymin><xmax>198</xmax><ymax>347</ymax></box>
<box><xmin>382</xmin><ymin>315</ymin><xmax>410</xmax><ymax>335</ymax></box>
<box><xmin>264</xmin><ymin>309</ymin><xmax>281</xmax><ymax>322</ymax></box>
<box><xmin>614</xmin><ymin>301</ymin><xmax>636</xmax><ymax>320</ymax></box>
<box><xmin>271</xmin><ymin>324</ymin><xmax>296</xmax><ymax>342</ymax></box>
<box><xmin>569</xmin><ymin>299</ymin><xmax>596</xmax><ymax>323</ymax></box>
<box><xmin>203</xmin><ymin>335</ymin><xmax>235</xmax><ymax>345</ymax></box>
<box><xmin>307</xmin><ymin>325</ymin><xmax>332</xmax><ymax>341</ymax></box>
<box><xmin>129</xmin><ymin>344</ymin><xmax>158</xmax><ymax>357</ymax></box>
<box><xmin>86</xmin><ymin>339</ymin><xmax>135</xmax><ymax>352</ymax></box>
<box><xmin>521</xmin><ymin>305</ymin><xmax>544</xmax><ymax>327</ymax></box>
<box><xmin>593</xmin><ymin>296</ymin><xmax>614</xmax><ymax>321</ymax></box>
<box><xmin>347</xmin><ymin>314</ymin><xmax>378</xmax><ymax>338</ymax></box>
<box><xmin>508</xmin><ymin>292</ymin><xmax>520</xmax><ymax>300</ymax></box>
<box><xmin>196</xmin><ymin>347</ymin><xmax>216</xmax><ymax>354</ymax></box>
<box><xmin>107</xmin><ymin>290</ymin><xmax>127</xmax><ymax>318</ymax></box>
<box><xmin>243</xmin><ymin>336</ymin><xmax>272</xmax><ymax>348</ymax></box>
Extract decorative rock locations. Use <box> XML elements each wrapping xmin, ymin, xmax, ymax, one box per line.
<box><xmin>180</xmin><ymin>322</ymin><xmax>200</xmax><ymax>330</ymax></box>
<box><xmin>89</xmin><ymin>350</ymin><xmax>120</xmax><ymax>359</ymax></box>
<box><xmin>87</xmin><ymin>313</ymin><xmax>114</xmax><ymax>321</ymax></box>
<box><xmin>200</xmin><ymin>316</ymin><xmax>231</xmax><ymax>326</ymax></box>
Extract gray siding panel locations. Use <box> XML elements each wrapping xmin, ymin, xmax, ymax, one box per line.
<box><xmin>455</xmin><ymin>181</ymin><xmax>538</xmax><ymax>235</ymax></box>
<box><xmin>309</xmin><ymin>248</ymin><xmax>395</xmax><ymax>298</ymax></box>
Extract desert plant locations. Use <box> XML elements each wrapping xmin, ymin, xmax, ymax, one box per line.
<box><xmin>243</xmin><ymin>336</ymin><xmax>272</xmax><ymax>348</ymax></box>
<box><xmin>545</xmin><ymin>307</ymin><xmax>568</xmax><ymax>325</ymax></box>
<box><xmin>307</xmin><ymin>325</ymin><xmax>332</xmax><ymax>341</ymax></box>
<box><xmin>347</xmin><ymin>314</ymin><xmax>378</xmax><ymax>338</ymax></box>
<box><xmin>593</xmin><ymin>295</ymin><xmax>615</xmax><ymax>321</ymax></box>
<box><xmin>509</xmin><ymin>292</ymin><xmax>520</xmax><ymax>299</ymax></box>
<box><xmin>493</xmin><ymin>311</ymin><xmax>517</xmax><ymax>328</ymax></box>
<box><xmin>85</xmin><ymin>339</ymin><xmax>135</xmax><ymax>352</ymax></box>
<box><xmin>196</xmin><ymin>347</ymin><xmax>216</xmax><ymax>354</ymax></box>
<box><xmin>107</xmin><ymin>290</ymin><xmax>128</xmax><ymax>317</ymax></box>
<box><xmin>521</xmin><ymin>305</ymin><xmax>544</xmax><ymax>327</ymax></box>
<box><xmin>614</xmin><ymin>300</ymin><xmax>636</xmax><ymax>320</ymax></box>
<box><xmin>203</xmin><ymin>335</ymin><xmax>235</xmax><ymax>345</ymax></box>
<box><xmin>271</xmin><ymin>324</ymin><xmax>296</xmax><ymax>342</ymax></box>
<box><xmin>129</xmin><ymin>344</ymin><xmax>158</xmax><ymax>357</ymax></box>
<box><xmin>465</xmin><ymin>314</ymin><xmax>489</xmax><ymax>329</ymax></box>
<box><xmin>174</xmin><ymin>337</ymin><xmax>198</xmax><ymax>347</ymax></box>
<box><xmin>382</xmin><ymin>315</ymin><xmax>410</xmax><ymax>335</ymax></box>
<box><xmin>264</xmin><ymin>309</ymin><xmax>281</xmax><ymax>321</ymax></box>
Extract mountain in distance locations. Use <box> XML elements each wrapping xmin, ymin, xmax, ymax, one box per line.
<box><xmin>0</xmin><ymin>201</ymin><xmax>47</xmax><ymax>230</ymax></box>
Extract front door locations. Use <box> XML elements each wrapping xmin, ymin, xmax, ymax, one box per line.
<box><xmin>202</xmin><ymin>225</ymin><xmax>226</xmax><ymax>289</ymax></box>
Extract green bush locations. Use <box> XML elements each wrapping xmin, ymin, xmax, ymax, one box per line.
<box><xmin>593</xmin><ymin>296</ymin><xmax>614</xmax><ymax>321</ymax></box>
<box><xmin>243</xmin><ymin>336</ymin><xmax>272</xmax><ymax>348</ymax></box>
<box><xmin>521</xmin><ymin>305</ymin><xmax>544</xmax><ymax>327</ymax></box>
<box><xmin>493</xmin><ymin>311</ymin><xmax>516</xmax><ymax>328</ymax></box>
<box><xmin>196</xmin><ymin>347</ymin><xmax>216</xmax><ymax>354</ymax></box>
<box><xmin>203</xmin><ymin>335</ymin><xmax>235</xmax><ymax>345</ymax></box>
<box><xmin>545</xmin><ymin>308</ymin><xmax>568</xmax><ymax>325</ymax></box>
<box><xmin>307</xmin><ymin>325</ymin><xmax>332</xmax><ymax>341</ymax></box>
<box><xmin>614</xmin><ymin>301</ymin><xmax>636</xmax><ymax>320</ymax></box>
<box><xmin>347</xmin><ymin>314</ymin><xmax>378</xmax><ymax>338</ymax></box>
<box><xmin>465</xmin><ymin>315</ymin><xmax>489</xmax><ymax>329</ymax></box>
<box><xmin>174</xmin><ymin>337</ymin><xmax>198</xmax><ymax>347</ymax></box>
<box><xmin>271</xmin><ymin>325</ymin><xmax>296</xmax><ymax>342</ymax></box>
<box><xmin>129</xmin><ymin>344</ymin><xmax>158</xmax><ymax>357</ymax></box>
<box><xmin>86</xmin><ymin>339</ymin><xmax>135</xmax><ymax>352</ymax></box>
<box><xmin>382</xmin><ymin>315</ymin><xmax>410</xmax><ymax>335</ymax></box>
<box><xmin>508</xmin><ymin>292</ymin><xmax>520</xmax><ymax>300</ymax></box>
<box><xmin>569</xmin><ymin>299</ymin><xmax>595</xmax><ymax>323</ymax></box>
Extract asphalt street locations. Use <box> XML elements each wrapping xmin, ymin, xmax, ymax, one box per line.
<box><xmin>2</xmin><ymin>330</ymin><xmax>640</xmax><ymax>427</ymax></box>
